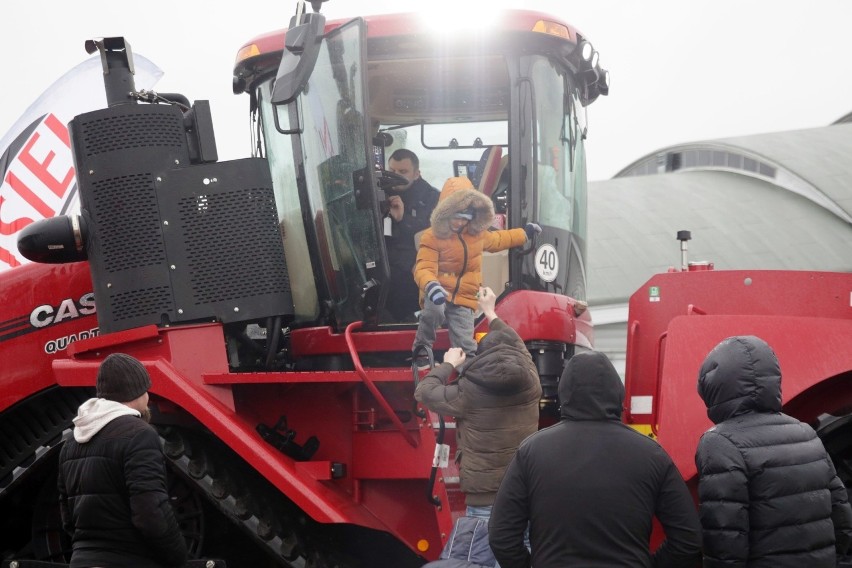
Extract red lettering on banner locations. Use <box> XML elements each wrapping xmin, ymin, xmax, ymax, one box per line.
<box><xmin>0</xmin><ymin>246</ymin><xmax>21</xmax><ymax>268</ymax></box>
<box><xmin>19</xmin><ymin>130</ymin><xmax>75</xmax><ymax>199</ymax></box>
<box><xmin>0</xmin><ymin>195</ymin><xmax>33</xmax><ymax>235</ymax></box>
<box><xmin>44</xmin><ymin>113</ymin><xmax>71</xmax><ymax>148</ymax></box>
<box><xmin>4</xmin><ymin>170</ymin><xmax>55</xmax><ymax>219</ymax></box>
<box><xmin>0</xmin><ymin>113</ymin><xmax>76</xmax><ymax>269</ymax></box>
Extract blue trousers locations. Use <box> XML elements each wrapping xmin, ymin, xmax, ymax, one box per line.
<box><xmin>466</xmin><ymin>504</ymin><xmax>530</xmax><ymax>567</ymax></box>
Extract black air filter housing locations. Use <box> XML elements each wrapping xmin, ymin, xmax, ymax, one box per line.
<box><xmin>70</xmin><ymin>103</ymin><xmax>293</xmax><ymax>333</ymax></box>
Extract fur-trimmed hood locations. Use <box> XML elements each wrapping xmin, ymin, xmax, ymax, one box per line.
<box><xmin>430</xmin><ymin>177</ymin><xmax>495</xmax><ymax>239</ymax></box>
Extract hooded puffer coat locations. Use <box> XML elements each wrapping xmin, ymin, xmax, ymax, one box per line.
<box><xmin>696</xmin><ymin>335</ymin><xmax>852</xmax><ymax>568</ymax></box>
<box><xmin>58</xmin><ymin>400</ymin><xmax>187</xmax><ymax>568</ymax></box>
<box><xmin>489</xmin><ymin>351</ymin><xmax>702</xmax><ymax>568</ymax></box>
<box><xmin>414</xmin><ymin>176</ymin><xmax>527</xmax><ymax>310</ymax></box>
<box><xmin>414</xmin><ymin>318</ymin><xmax>541</xmax><ymax>506</ymax></box>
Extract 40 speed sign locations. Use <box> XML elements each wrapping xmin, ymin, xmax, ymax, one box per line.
<box><xmin>534</xmin><ymin>244</ymin><xmax>558</xmax><ymax>282</ymax></box>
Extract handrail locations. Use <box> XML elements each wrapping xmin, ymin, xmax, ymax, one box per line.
<box><xmin>427</xmin><ymin>412</ymin><xmax>445</xmax><ymax>507</ymax></box>
<box><xmin>649</xmin><ymin>303</ymin><xmax>708</xmax><ymax>436</ymax></box>
<box><xmin>650</xmin><ymin>303</ymin><xmax>708</xmax><ymax>435</ymax></box>
<box><xmin>344</xmin><ymin>321</ymin><xmax>418</xmax><ymax>448</ymax></box>
<box><xmin>687</xmin><ymin>304</ymin><xmax>707</xmax><ymax>315</ymax></box>
<box><xmin>651</xmin><ymin>330</ymin><xmax>668</xmax><ymax>437</ymax></box>
<box><xmin>412</xmin><ymin>345</ymin><xmax>444</xmax><ymax>507</ymax></box>
<box><xmin>623</xmin><ymin>320</ymin><xmax>640</xmax><ymax>423</ymax></box>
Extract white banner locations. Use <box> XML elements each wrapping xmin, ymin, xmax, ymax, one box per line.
<box><xmin>0</xmin><ymin>54</ymin><xmax>163</xmax><ymax>271</ymax></box>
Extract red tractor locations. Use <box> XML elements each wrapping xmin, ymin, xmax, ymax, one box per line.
<box><xmin>0</xmin><ymin>3</ymin><xmax>608</xmax><ymax>566</ymax></box>
<box><xmin>624</xmin><ymin>232</ymin><xmax>852</xmax><ymax>518</ymax></box>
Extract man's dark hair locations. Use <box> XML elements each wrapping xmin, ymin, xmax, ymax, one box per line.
<box><xmin>389</xmin><ymin>148</ymin><xmax>419</xmax><ymax>170</ymax></box>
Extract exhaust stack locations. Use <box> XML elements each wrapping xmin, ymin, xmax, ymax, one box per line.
<box><xmin>677</xmin><ymin>230</ymin><xmax>691</xmax><ymax>271</ymax></box>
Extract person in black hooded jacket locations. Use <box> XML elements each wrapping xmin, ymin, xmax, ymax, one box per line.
<box><xmin>58</xmin><ymin>353</ymin><xmax>187</xmax><ymax>568</ymax></box>
<box><xmin>695</xmin><ymin>335</ymin><xmax>852</xmax><ymax>568</ymax></box>
<box><xmin>489</xmin><ymin>350</ymin><xmax>702</xmax><ymax>568</ymax></box>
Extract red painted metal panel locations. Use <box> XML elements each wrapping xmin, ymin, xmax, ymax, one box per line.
<box><xmin>657</xmin><ymin>314</ymin><xmax>852</xmax><ymax>482</ymax></box>
<box><xmin>0</xmin><ymin>262</ymin><xmax>95</xmax><ymax>411</ymax></box>
<box><xmin>295</xmin><ymin>460</ymin><xmax>334</xmax><ymax>481</ymax></box>
<box><xmin>485</xmin><ymin>289</ymin><xmax>590</xmax><ymax>348</ymax></box>
<box><xmin>351</xmin><ymin>430</ymin><xmax>431</xmax><ymax>479</ymax></box>
<box><xmin>625</xmin><ymin>270</ymin><xmax>852</xmax><ymax>482</ymax></box>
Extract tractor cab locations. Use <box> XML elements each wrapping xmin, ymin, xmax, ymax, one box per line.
<box><xmin>233</xmin><ymin>4</ymin><xmax>609</xmax><ymax>336</ymax></box>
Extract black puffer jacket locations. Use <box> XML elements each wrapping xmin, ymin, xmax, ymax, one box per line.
<box><xmin>58</xmin><ymin>401</ymin><xmax>187</xmax><ymax>568</ymax></box>
<box><xmin>489</xmin><ymin>351</ymin><xmax>702</xmax><ymax>568</ymax></box>
<box><xmin>414</xmin><ymin>318</ymin><xmax>541</xmax><ymax>506</ymax></box>
<box><xmin>696</xmin><ymin>335</ymin><xmax>852</xmax><ymax>568</ymax></box>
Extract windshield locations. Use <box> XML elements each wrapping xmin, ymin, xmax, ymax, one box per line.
<box><xmin>254</xmin><ymin>31</ymin><xmax>592</xmax><ymax>326</ymax></box>
<box><xmin>530</xmin><ymin>57</ymin><xmax>583</xmax><ymax>237</ymax></box>
<box><xmin>519</xmin><ymin>54</ymin><xmax>588</xmax><ymax>301</ymax></box>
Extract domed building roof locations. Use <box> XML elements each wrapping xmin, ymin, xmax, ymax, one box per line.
<box><xmin>589</xmin><ymin>122</ymin><xmax>852</xmax><ymax>306</ymax></box>
<box><xmin>586</xmin><ymin>122</ymin><xmax>852</xmax><ymax>371</ymax></box>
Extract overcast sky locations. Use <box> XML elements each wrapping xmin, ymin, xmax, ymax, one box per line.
<box><xmin>3</xmin><ymin>0</ymin><xmax>851</xmax><ymax>181</ymax></box>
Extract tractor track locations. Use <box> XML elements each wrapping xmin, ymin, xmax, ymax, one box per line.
<box><xmin>159</xmin><ymin>426</ymin><xmax>324</xmax><ymax>567</ymax></box>
<box><xmin>0</xmin><ymin>387</ymin><xmax>352</xmax><ymax>568</ymax></box>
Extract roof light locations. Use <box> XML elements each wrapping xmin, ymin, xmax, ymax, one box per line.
<box><xmin>531</xmin><ymin>20</ymin><xmax>570</xmax><ymax>40</ymax></box>
<box><xmin>235</xmin><ymin>43</ymin><xmax>261</xmax><ymax>66</ymax></box>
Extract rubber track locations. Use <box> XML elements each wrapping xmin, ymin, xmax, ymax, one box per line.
<box><xmin>0</xmin><ymin>387</ymin><xmax>91</xmax><ymax>494</ymax></box>
<box><xmin>159</xmin><ymin>426</ymin><xmax>353</xmax><ymax>568</ymax></box>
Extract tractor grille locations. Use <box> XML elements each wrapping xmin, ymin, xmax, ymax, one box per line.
<box><xmin>70</xmin><ymin>103</ymin><xmax>293</xmax><ymax>333</ymax></box>
<box><xmin>179</xmin><ymin>188</ymin><xmax>290</xmax><ymax>305</ymax></box>
<box><xmin>78</xmin><ymin>112</ymin><xmax>185</xmax><ymax>155</ymax></box>
<box><xmin>90</xmin><ymin>173</ymin><xmax>165</xmax><ymax>272</ymax></box>
<box><xmin>111</xmin><ymin>286</ymin><xmax>173</xmax><ymax>322</ymax></box>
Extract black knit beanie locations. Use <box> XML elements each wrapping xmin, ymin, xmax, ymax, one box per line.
<box><xmin>96</xmin><ymin>353</ymin><xmax>152</xmax><ymax>402</ymax></box>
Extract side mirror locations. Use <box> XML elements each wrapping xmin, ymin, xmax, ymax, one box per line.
<box><xmin>270</xmin><ymin>11</ymin><xmax>326</xmax><ymax>105</ymax></box>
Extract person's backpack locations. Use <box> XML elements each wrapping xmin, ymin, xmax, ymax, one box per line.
<box><xmin>422</xmin><ymin>516</ymin><xmax>496</xmax><ymax>568</ymax></box>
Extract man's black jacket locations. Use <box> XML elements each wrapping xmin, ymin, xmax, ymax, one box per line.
<box><xmin>489</xmin><ymin>351</ymin><xmax>702</xmax><ymax>568</ymax></box>
<box><xmin>58</xmin><ymin>402</ymin><xmax>187</xmax><ymax>568</ymax></box>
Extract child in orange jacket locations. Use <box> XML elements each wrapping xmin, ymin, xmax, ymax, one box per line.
<box><xmin>412</xmin><ymin>176</ymin><xmax>540</xmax><ymax>362</ymax></box>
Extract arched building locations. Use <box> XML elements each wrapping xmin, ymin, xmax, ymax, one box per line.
<box><xmin>587</xmin><ymin>121</ymin><xmax>852</xmax><ymax>374</ymax></box>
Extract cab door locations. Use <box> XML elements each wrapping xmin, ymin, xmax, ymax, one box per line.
<box><xmin>276</xmin><ymin>18</ymin><xmax>389</xmax><ymax>329</ymax></box>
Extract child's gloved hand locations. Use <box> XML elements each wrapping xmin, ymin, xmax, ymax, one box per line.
<box><xmin>426</xmin><ymin>281</ymin><xmax>448</xmax><ymax>305</ymax></box>
<box><xmin>524</xmin><ymin>222</ymin><xmax>542</xmax><ymax>240</ymax></box>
